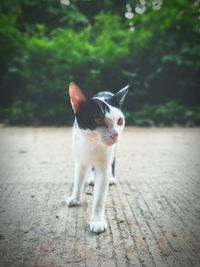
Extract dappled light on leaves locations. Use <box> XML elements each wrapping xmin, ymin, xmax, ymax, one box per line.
<box><xmin>125</xmin><ymin>3</ymin><xmax>134</xmax><ymax>19</ymax></box>
<box><xmin>130</xmin><ymin>26</ymin><xmax>135</xmax><ymax>32</ymax></box>
<box><xmin>60</xmin><ymin>0</ymin><xmax>70</xmax><ymax>6</ymax></box>
<box><xmin>192</xmin><ymin>0</ymin><xmax>200</xmax><ymax>8</ymax></box>
<box><xmin>192</xmin><ymin>0</ymin><xmax>200</xmax><ymax>33</ymax></box>
<box><xmin>152</xmin><ymin>0</ymin><xmax>163</xmax><ymax>11</ymax></box>
<box><xmin>135</xmin><ymin>5</ymin><xmax>146</xmax><ymax>14</ymax></box>
<box><xmin>125</xmin><ymin>12</ymin><xmax>134</xmax><ymax>19</ymax></box>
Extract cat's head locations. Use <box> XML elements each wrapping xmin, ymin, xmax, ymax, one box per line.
<box><xmin>69</xmin><ymin>82</ymin><xmax>128</xmax><ymax>146</ymax></box>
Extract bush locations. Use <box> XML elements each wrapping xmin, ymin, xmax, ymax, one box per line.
<box><xmin>125</xmin><ymin>101</ymin><xmax>200</xmax><ymax>126</ymax></box>
<box><xmin>0</xmin><ymin>0</ymin><xmax>199</xmax><ymax>126</ymax></box>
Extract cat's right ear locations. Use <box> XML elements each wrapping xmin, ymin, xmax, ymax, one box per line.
<box><xmin>112</xmin><ymin>85</ymin><xmax>129</xmax><ymax>108</ymax></box>
<box><xmin>69</xmin><ymin>82</ymin><xmax>87</xmax><ymax>113</ymax></box>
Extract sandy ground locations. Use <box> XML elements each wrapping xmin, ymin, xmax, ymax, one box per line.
<box><xmin>0</xmin><ymin>127</ymin><xmax>200</xmax><ymax>267</ymax></box>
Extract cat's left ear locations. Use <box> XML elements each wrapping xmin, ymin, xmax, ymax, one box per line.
<box><xmin>69</xmin><ymin>82</ymin><xmax>87</xmax><ymax>113</ymax></box>
<box><xmin>112</xmin><ymin>85</ymin><xmax>129</xmax><ymax>108</ymax></box>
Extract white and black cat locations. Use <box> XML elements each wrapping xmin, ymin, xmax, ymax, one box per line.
<box><xmin>67</xmin><ymin>82</ymin><xmax>128</xmax><ymax>234</ymax></box>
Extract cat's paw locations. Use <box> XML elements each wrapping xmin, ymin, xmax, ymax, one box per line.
<box><xmin>90</xmin><ymin>220</ymin><xmax>107</xmax><ymax>234</ymax></box>
<box><xmin>67</xmin><ymin>196</ymin><xmax>80</xmax><ymax>207</ymax></box>
<box><xmin>109</xmin><ymin>176</ymin><xmax>116</xmax><ymax>185</ymax></box>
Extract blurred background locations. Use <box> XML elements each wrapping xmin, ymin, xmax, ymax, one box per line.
<box><xmin>0</xmin><ymin>0</ymin><xmax>200</xmax><ymax>126</ymax></box>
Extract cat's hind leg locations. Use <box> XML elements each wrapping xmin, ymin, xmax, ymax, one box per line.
<box><xmin>109</xmin><ymin>157</ymin><xmax>116</xmax><ymax>185</ymax></box>
<box><xmin>88</xmin><ymin>167</ymin><xmax>95</xmax><ymax>186</ymax></box>
<box><xmin>67</xmin><ymin>164</ymin><xmax>88</xmax><ymax>206</ymax></box>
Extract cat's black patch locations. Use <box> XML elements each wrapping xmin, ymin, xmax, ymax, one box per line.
<box><xmin>75</xmin><ymin>86</ymin><xmax>128</xmax><ymax>130</ymax></box>
<box><xmin>75</xmin><ymin>99</ymin><xmax>110</xmax><ymax>130</ymax></box>
<box><xmin>94</xmin><ymin>86</ymin><xmax>129</xmax><ymax>109</ymax></box>
<box><xmin>94</xmin><ymin>92</ymin><xmax>114</xmax><ymax>102</ymax></box>
<box><xmin>111</xmin><ymin>86</ymin><xmax>129</xmax><ymax>108</ymax></box>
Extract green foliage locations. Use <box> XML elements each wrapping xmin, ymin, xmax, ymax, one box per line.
<box><xmin>0</xmin><ymin>0</ymin><xmax>200</xmax><ymax>125</ymax></box>
<box><xmin>125</xmin><ymin>101</ymin><xmax>200</xmax><ymax>126</ymax></box>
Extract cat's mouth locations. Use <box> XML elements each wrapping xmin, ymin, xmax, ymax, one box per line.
<box><xmin>102</xmin><ymin>131</ymin><xmax>119</xmax><ymax>146</ymax></box>
<box><xmin>103</xmin><ymin>138</ymin><xmax>118</xmax><ymax>146</ymax></box>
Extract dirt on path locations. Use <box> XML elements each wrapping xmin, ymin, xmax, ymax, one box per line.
<box><xmin>0</xmin><ymin>127</ymin><xmax>200</xmax><ymax>267</ymax></box>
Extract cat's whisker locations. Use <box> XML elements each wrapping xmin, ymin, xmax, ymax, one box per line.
<box><xmin>84</xmin><ymin>139</ymin><xmax>96</xmax><ymax>149</ymax></box>
<box><xmin>87</xmin><ymin>140</ymin><xmax>99</xmax><ymax>151</ymax></box>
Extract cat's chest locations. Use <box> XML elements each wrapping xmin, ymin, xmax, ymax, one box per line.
<box><xmin>73</xmin><ymin>128</ymin><xmax>114</xmax><ymax>163</ymax></box>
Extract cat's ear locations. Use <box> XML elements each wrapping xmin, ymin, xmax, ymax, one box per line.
<box><xmin>112</xmin><ymin>85</ymin><xmax>129</xmax><ymax>108</ymax></box>
<box><xmin>69</xmin><ymin>82</ymin><xmax>87</xmax><ymax>113</ymax></box>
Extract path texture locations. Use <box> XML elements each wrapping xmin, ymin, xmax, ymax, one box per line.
<box><xmin>0</xmin><ymin>127</ymin><xmax>200</xmax><ymax>267</ymax></box>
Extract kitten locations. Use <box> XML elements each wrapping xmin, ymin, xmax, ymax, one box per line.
<box><xmin>67</xmin><ymin>82</ymin><xmax>128</xmax><ymax>234</ymax></box>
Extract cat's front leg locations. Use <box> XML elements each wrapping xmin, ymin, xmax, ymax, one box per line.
<box><xmin>90</xmin><ymin>164</ymin><xmax>110</xmax><ymax>234</ymax></box>
<box><xmin>67</xmin><ymin>164</ymin><xmax>87</xmax><ymax>206</ymax></box>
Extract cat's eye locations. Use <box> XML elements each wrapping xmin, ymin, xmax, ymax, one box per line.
<box><xmin>95</xmin><ymin>117</ymin><xmax>105</xmax><ymax>126</ymax></box>
<box><xmin>117</xmin><ymin>117</ymin><xmax>123</xmax><ymax>126</ymax></box>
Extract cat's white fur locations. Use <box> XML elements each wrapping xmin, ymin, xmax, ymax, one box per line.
<box><xmin>67</xmin><ymin>103</ymin><xmax>125</xmax><ymax>234</ymax></box>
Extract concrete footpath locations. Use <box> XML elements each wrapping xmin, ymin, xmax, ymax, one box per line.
<box><xmin>0</xmin><ymin>127</ymin><xmax>200</xmax><ymax>267</ymax></box>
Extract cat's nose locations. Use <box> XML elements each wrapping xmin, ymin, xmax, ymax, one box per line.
<box><xmin>110</xmin><ymin>131</ymin><xmax>118</xmax><ymax>141</ymax></box>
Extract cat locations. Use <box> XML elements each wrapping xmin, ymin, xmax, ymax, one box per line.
<box><xmin>67</xmin><ymin>82</ymin><xmax>128</xmax><ymax>234</ymax></box>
